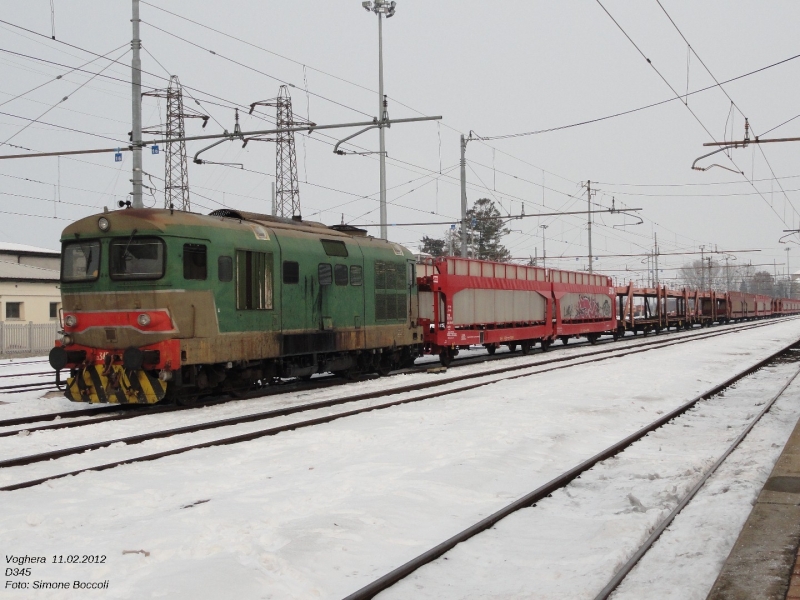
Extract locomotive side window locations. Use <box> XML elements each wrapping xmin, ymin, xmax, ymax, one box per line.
<box><xmin>183</xmin><ymin>244</ymin><xmax>207</xmax><ymax>280</ymax></box>
<box><xmin>236</xmin><ymin>250</ymin><xmax>273</xmax><ymax>310</ymax></box>
<box><xmin>321</xmin><ymin>239</ymin><xmax>348</xmax><ymax>257</ymax></box>
<box><xmin>61</xmin><ymin>240</ymin><xmax>101</xmax><ymax>282</ymax></box>
<box><xmin>218</xmin><ymin>256</ymin><xmax>233</xmax><ymax>282</ymax></box>
<box><xmin>318</xmin><ymin>263</ymin><xmax>333</xmax><ymax>286</ymax></box>
<box><xmin>283</xmin><ymin>261</ymin><xmax>299</xmax><ymax>284</ymax></box>
<box><xmin>350</xmin><ymin>265</ymin><xmax>363</xmax><ymax>286</ymax></box>
<box><xmin>334</xmin><ymin>264</ymin><xmax>348</xmax><ymax>286</ymax></box>
<box><xmin>374</xmin><ymin>260</ymin><xmax>406</xmax><ymax>320</ymax></box>
<box><xmin>109</xmin><ymin>237</ymin><xmax>165</xmax><ymax>280</ymax></box>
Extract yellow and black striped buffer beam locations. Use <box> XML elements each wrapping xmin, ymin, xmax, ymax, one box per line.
<box><xmin>66</xmin><ymin>365</ymin><xmax>167</xmax><ymax>404</ymax></box>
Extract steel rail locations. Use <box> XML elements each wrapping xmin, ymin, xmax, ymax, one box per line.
<box><xmin>592</xmin><ymin>359</ymin><xmax>800</xmax><ymax>600</ymax></box>
<box><xmin>0</xmin><ymin>319</ymin><xmax>781</xmax><ymax>465</ymax></box>
<box><xmin>340</xmin><ymin>339</ymin><xmax>800</xmax><ymax>600</ymax></box>
<box><xmin>0</xmin><ymin>317</ymin><xmax>791</xmax><ymax>437</ymax></box>
<box><xmin>0</xmin><ymin>316</ymin><xmax>794</xmax><ymax>435</ymax></box>
<box><xmin>0</xmin><ymin>319</ymin><xmax>793</xmax><ymax>492</ymax></box>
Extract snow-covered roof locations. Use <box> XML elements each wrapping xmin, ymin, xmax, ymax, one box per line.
<box><xmin>0</xmin><ymin>242</ymin><xmax>59</xmax><ymax>255</ymax></box>
<box><xmin>0</xmin><ymin>259</ymin><xmax>59</xmax><ymax>281</ymax></box>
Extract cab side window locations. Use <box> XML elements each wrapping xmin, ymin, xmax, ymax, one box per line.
<box><xmin>218</xmin><ymin>256</ymin><xmax>233</xmax><ymax>282</ymax></box>
<box><xmin>183</xmin><ymin>244</ymin><xmax>207</xmax><ymax>280</ymax></box>
<box><xmin>334</xmin><ymin>264</ymin><xmax>348</xmax><ymax>286</ymax></box>
<box><xmin>283</xmin><ymin>261</ymin><xmax>299</xmax><ymax>284</ymax></box>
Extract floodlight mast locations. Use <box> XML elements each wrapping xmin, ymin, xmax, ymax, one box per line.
<box><xmin>362</xmin><ymin>0</ymin><xmax>396</xmax><ymax>240</ymax></box>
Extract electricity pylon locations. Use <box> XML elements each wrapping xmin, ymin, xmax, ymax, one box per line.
<box><xmin>143</xmin><ymin>75</ymin><xmax>208</xmax><ymax>210</ymax></box>
<box><xmin>248</xmin><ymin>85</ymin><xmax>313</xmax><ymax>219</ymax></box>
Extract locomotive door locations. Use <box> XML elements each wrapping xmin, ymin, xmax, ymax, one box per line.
<box><xmin>275</xmin><ymin>234</ymin><xmax>315</xmax><ymax>333</ymax></box>
<box><xmin>318</xmin><ymin>239</ymin><xmax>365</xmax><ymax>342</ymax></box>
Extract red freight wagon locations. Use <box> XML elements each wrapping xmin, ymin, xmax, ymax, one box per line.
<box><xmin>549</xmin><ymin>269</ymin><xmax>617</xmax><ymax>345</ymax></box>
<box><xmin>417</xmin><ymin>257</ymin><xmax>551</xmax><ymax>365</ymax></box>
<box><xmin>755</xmin><ymin>294</ymin><xmax>773</xmax><ymax>317</ymax></box>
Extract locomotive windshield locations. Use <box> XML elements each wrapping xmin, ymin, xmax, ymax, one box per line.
<box><xmin>61</xmin><ymin>240</ymin><xmax>101</xmax><ymax>282</ymax></box>
<box><xmin>109</xmin><ymin>237</ymin><xmax>165</xmax><ymax>280</ymax></box>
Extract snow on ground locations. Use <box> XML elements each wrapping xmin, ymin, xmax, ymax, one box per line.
<box><xmin>380</xmin><ymin>354</ymin><xmax>800</xmax><ymax>600</ymax></box>
<box><xmin>0</xmin><ymin>320</ymin><xmax>798</xmax><ymax>599</ymax></box>
<box><xmin>0</xmin><ymin>323</ymin><xmax>787</xmax><ymax>489</ymax></box>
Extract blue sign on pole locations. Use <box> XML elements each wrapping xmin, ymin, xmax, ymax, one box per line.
<box><xmin>450</xmin><ymin>224</ymin><xmax>456</xmax><ymax>230</ymax></box>
<box><xmin>114</xmin><ymin>148</ymin><xmax>122</xmax><ymax>162</ymax></box>
<box><xmin>151</xmin><ymin>145</ymin><xmax>159</xmax><ymax>155</ymax></box>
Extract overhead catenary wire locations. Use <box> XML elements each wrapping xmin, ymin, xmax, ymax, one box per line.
<box><xmin>594</xmin><ymin>0</ymin><xmax>799</xmax><ymax>230</ymax></box>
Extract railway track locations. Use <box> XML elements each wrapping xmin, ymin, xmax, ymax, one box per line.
<box><xmin>0</xmin><ymin>316</ymin><xmax>788</xmax><ymax>439</ymax></box>
<box><xmin>0</xmin><ymin>316</ymin><xmax>793</xmax><ymax>493</ymax></box>
<box><xmin>1</xmin><ymin>315</ymin><xmax>794</xmax><ymax>435</ymax></box>
<box><xmin>339</xmin><ymin>340</ymin><xmax>800</xmax><ymax>600</ymax></box>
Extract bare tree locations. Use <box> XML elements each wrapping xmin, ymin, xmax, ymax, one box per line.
<box><xmin>679</xmin><ymin>259</ymin><xmax>723</xmax><ymax>291</ymax></box>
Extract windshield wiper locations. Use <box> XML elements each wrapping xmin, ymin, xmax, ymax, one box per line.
<box><xmin>120</xmin><ymin>228</ymin><xmax>138</xmax><ymax>259</ymax></box>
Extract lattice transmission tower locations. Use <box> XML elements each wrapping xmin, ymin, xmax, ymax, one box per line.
<box><xmin>143</xmin><ymin>75</ymin><xmax>208</xmax><ymax>210</ymax></box>
<box><xmin>248</xmin><ymin>85</ymin><xmax>312</xmax><ymax>219</ymax></box>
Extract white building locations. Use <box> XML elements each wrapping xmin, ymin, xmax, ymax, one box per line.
<box><xmin>0</xmin><ymin>242</ymin><xmax>61</xmax><ymax>325</ymax></box>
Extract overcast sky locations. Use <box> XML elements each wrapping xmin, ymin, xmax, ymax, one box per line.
<box><xmin>1</xmin><ymin>1</ymin><xmax>800</xmax><ymax>285</ymax></box>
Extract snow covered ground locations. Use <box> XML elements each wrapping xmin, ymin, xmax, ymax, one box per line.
<box><xmin>0</xmin><ymin>319</ymin><xmax>799</xmax><ymax>599</ymax></box>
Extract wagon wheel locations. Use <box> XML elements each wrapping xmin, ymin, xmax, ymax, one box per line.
<box><xmin>486</xmin><ymin>345</ymin><xmax>497</xmax><ymax>356</ymax></box>
<box><xmin>540</xmin><ymin>339</ymin><xmax>552</xmax><ymax>352</ymax></box>
<box><xmin>560</xmin><ymin>336</ymin><xmax>569</xmax><ymax>345</ymax></box>
<box><xmin>520</xmin><ymin>341</ymin><xmax>531</xmax><ymax>355</ymax></box>
<box><xmin>439</xmin><ymin>350</ymin><xmax>453</xmax><ymax>367</ymax></box>
<box><xmin>588</xmin><ymin>334</ymin><xmax>599</xmax><ymax>345</ymax></box>
<box><xmin>507</xmin><ymin>343</ymin><xmax>517</xmax><ymax>353</ymax></box>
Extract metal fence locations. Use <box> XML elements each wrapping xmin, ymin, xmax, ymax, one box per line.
<box><xmin>0</xmin><ymin>322</ymin><xmax>58</xmax><ymax>356</ymax></box>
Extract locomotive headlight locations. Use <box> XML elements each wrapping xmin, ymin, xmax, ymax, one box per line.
<box><xmin>137</xmin><ymin>313</ymin><xmax>151</xmax><ymax>327</ymax></box>
<box><xmin>97</xmin><ymin>217</ymin><xmax>110</xmax><ymax>232</ymax></box>
<box><xmin>64</xmin><ymin>315</ymin><xmax>77</xmax><ymax>328</ymax></box>
<box><xmin>61</xmin><ymin>335</ymin><xmax>73</xmax><ymax>346</ymax></box>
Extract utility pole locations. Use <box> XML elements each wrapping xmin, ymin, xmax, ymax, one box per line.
<box><xmin>586</xmin><ymin>180</ymin><xmax>593</xmax><ymax>272</ymax></box>
<box><xmin>725</xmin><ymin>255</ymin><xmax>731</xmax><ymax>291</ymax></box>
<box><xmin>787</xmin><ymin>246</ymin><xmax>792</xmax><ymax>298</ymax></box>
<box><xmin>271</xmin><ymin>182</ymin><xmax>276</xmax><ymax>216</ymax></box>
<box><xmin>706</xmin><ymin>256</ymin><xmax>713</xmax><ymax>290</ymax></box>
<box><xmin>699</xmin><ymin>245</ymin><xmax>705</xmax><ymax>290</ymax></box>
<box><xmin>540</xmin><ymin>224</ymin><xmax>548</xmax><ymax>269</ymax></box>
<box><xmin>362</xmin><ymin>0</ymin><xmax>396</xmax><ymax>239</ymax></box>
<box><xmin>131</xmin><ymin>0</ymin><xmax>143</xmax><ymax>208</ymax></box>
<box><xmin>460</xmin><ymin>133</ymin><xmax>468</xmax><ymax>257</ymax></box>
<box><xmin>654</xmin><ymin>232</ymin><xmax>659</xmax><ymax>287</ymax></box>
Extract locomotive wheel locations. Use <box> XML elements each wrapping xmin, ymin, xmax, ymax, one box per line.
<box><xmin>486</xmin><ymin>345</ymin><xmax>497</xmax><ymax>356</ymax></box>
<box><xmin>439</xmin><ymin>350</ymin><xmax>453</xmax><ymax>367</ymax></box>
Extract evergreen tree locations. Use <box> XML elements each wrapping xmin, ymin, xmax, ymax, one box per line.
<box><xmin>459</xmin><ymin>198</ymin><xmax>510</xmax><ymax>261</ymax></box>
<box><xmin>419</xmin><ymin>235</ymin><xmax>447</xmax><ymax>257</ymax></box>
<box><xmin>418</xmin><ymin>198</ymin><xmax>510</xmax><ymax>261</ymax></box>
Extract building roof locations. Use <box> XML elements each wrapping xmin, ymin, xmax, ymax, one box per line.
<box><xmin>0</xmin><ymin>259</ymin><xmax>59</xmax><ymax>282</ymax></box>
<box><xmin>0</xmin><ymin>242</ymin><xmax>59</xmax><ymax>256</ymax></box>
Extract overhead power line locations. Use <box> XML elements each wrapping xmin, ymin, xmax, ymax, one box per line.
<box><xmin>595</xmin><ymin>0</ymin><xmax>799</xmax><ymax>229</ymax></box>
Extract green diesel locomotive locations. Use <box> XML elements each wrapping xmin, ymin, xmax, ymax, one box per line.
<box><xmin>48</xmin><ymin>208</ymin><xmax>421</xmax><ymax>404</ymax></box>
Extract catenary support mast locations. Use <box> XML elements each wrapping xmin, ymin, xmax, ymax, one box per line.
<box><xmin>131</xmin><ymin>0</ymin><xmax>143</xmax><ymax>208</ymax></box>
